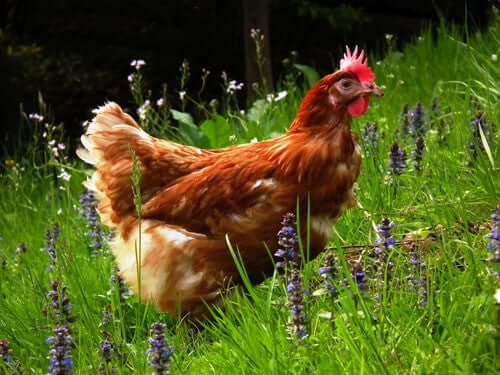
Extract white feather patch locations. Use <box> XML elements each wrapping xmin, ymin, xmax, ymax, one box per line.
<box><xmin>112</xmin><ymin>220</ymin><xmax>206</xmax><ymax>306</ymax></box>
<box><xmin>311</xmin><ymin>216</ymin><xmax>336</xmax><ymax>241</ymax></box>
<box><xmin>252</xmin><ymin>178</ymin><xmax>276</xmax><ymax>189</ymax></box>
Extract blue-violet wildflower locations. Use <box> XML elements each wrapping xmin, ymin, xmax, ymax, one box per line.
<box><xmin>361</xmin><ymin>122</ymin><xmax>378</xmax><ymax>153</ymax></box>
<box><xmin>388</xmin><ymin>142</ymin><xmax>407</xmax><ymax>176</ymax></box>
<box><xmin>109</xmin><ymin>268</ymin><xmax>130</xmax><ymax>302</ymax></box>
<box><xmin>318</xmin><ymin>253</ymin><xmax>339</xmax><ymax>295</ymax></box>
<box><xmin>413</xmin><ymin>136</ymin><xmax>425</xmax><ymax>171</ymax></box>
<box><xmin>407</xmin><ymin>247</ymin><xmax>428</xmax><ymax>306</ymax></box>
<box><xmin>351</xmin><ymin>262</ymin><xmax>368</xmax><ymax>290</ymax></box>
<box><xmin>45</xmin><ymin>223</ymin><xmax>60</xmax><ymax>272</ymax></box>
<box><xmin>409</xmin><ymin>102</ymin><xmax>427</xmax><ymax>136</ymax></box>
<box><xmin>488</xmin><ymin>205</ymin><xmax>500</xmax><ymax>263</ymax></box>
<box><xmin>274</xmin><ymin>213</ymin><xmax>298</xmax><ymax>270</ymax></box>
<box><xmin>99</xmin><ymin>340</ymin><xmax>115</xmax><ymax>374</ymax></box>
<box><xmin>46</xmin><ymin>325</ymin><xmax>74</xmax><ymax>375</ymax></box>
<box><xmin>47</xmin><ymin>280</ymin><xmax>73</xmax><ymax>326</ymax></box>
<box><xmin>79</xmin><ymin>190</ymin><xmax>106</xmax><ymax>251</ymax></box>
<box><xmin>431</xmin><ymin>97</ymin><xmax>439</xmax><ymax>116</ymax></box>
<box><xmin>373</xmin><ymin>218</ymin><xmax>397</xmax><ymax>281</ymax></box>
<box><xmin>100</xmin><ymin>305</ymin><xmax>113</xmax><ymax>328</ymax></box>
<box><xmin>0</xmin><ymin>339</ymin><xmax>12</xmax><ymax>365</ymax></box>
<box><xmin>147</xmin><ymin>322</ymin><xmax>174</xmax><ymax>375</ymax></box>
<box><xmin>287</xmin><ymin>268</ymin><xmax>308</xmax><ymax>338</ymax></box>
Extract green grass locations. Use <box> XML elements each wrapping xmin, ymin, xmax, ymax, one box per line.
<box><xmin>0</xmin><ymin>16</ymin><xmax>499</xmax><ymax>374</ymax></box>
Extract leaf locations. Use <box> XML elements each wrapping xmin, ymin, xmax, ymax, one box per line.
<box><xmin>200</xmin><ymin>115</ymin><xmax>232</xmax><ymax>148</ymax></box>
<box><xmin>478</xmin><ymin>124</ymin><xmax>495</xmax><ymax>168</ymax></box>
<box><xmin>170</xmin><ymin>109</ymin><xmax>208</xmax><ymax>147</ymax></box>
<box><xmin>242</xmin><ymin>121</ymin><xmax>263</xmax><ymax>142</ymax></box>
<box><xmin>247</xmin><ymin>99</ymin><xmax>270</xmax><ymax>124</ymax></box>
<box><xmin>170</xmin><ymin>109</ymin><xmax>196</xmax><ymax>127</ymax></box>
<box><xmin>294</xmin><ymin>64</ymin><xmax>320</xmax><ymax>88</ymax></box>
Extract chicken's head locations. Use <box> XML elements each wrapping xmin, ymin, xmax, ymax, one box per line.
<box><xmin>291</xmin><ymin>46</ymin><xmax>382</xmax><ymax>130</ymax></box>
<box><xmin>327</xmin><ymin>45</ymin><xmax>383</xmax><ymax>118</ymax></box>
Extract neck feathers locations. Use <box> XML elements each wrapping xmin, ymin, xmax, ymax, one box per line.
<box><xmin>288</xmin><ymin>75</ymin><xmax>347</xmax><ymax>132</ymax></box>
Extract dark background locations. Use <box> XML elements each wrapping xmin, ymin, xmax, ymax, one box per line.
<box><xmin>0</xmin><ymin>0</ymin><xmax>494</xmax><ymax>155</ymax></box>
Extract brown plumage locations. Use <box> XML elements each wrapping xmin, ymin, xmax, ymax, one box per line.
<box><xmin>77</xmin><ymin>46</ymin><xmax>383</xmax><ymax>317</ymax></box>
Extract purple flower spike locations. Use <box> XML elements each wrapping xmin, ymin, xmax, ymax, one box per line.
<box><xmin>406</xmin><ymin>246</ymin><xmax>428</xmax><ymax>307</ymax></box>
<box><xmin>408</xmin><ymin>102</ymin><xmax>428</xmax><ymax>136</ymax></box>
<box><xmin>361</xmin><ymin>122</ymin><xmax>378</xmax><ymax>154</ymax></box>
<box><xmin>274</xmin><ymin>213</ymin><xmax>299</xmax><ymax>270</ymax></box>
<box><xmin>79</xmin><ymin>190</ymin><xmax>107</xmax><ymax>252</ymax></box>
<box><xmin>47</xmin><ymin>280</ymin><xmax>73</xmax><ymax>326</ymax></box>
<box><xmin>147</xmin><ymin>323</ymin><xmax>174</xmax><ymax>375</ymax></box>
<box><xmin>318</xmin><ymin>253</ymin><xmax>339</xmax><ymax>296</ymax></box>
<box><xmin>99</xmin><ymin>340</ymin><xmax>115</xmax><ymax>374</ymax></box>
<box><xmin>1</xmin><ymin>339</ymin><xmax>12</xmax><ymax>365</ymax></box>
<box><xmin>373</xmin><ymin>218</ymin><xmax>397</xmax><ymax>282</ymax></box>
<box><xmin>45</xmin><ymin>223</ymin><xmax>60</xmax><ymax>272</ymax></box>
<box><xmin>287</xmin><ymin>269</ymin><xmax>308</xmax><ymax>339</ymax></box>
<box><xmin>388</xmin><ymin>142</ymin><xmax>407</xmax><ymax>176</ymax></box>
<box><xmin>109</xmin><ymin>267</ymin><xmax>130</xmax><ymax>302</ymax></box>
<box><xmin>47</xmin><ymin>325</ymin><xmax>74</xmax><ymax>375</ymax></box>
<box><xmin>431</xmin><ymin>97</ymin><xmax>439</xmax><ymax>115</ymax></box>
<box><xmin>351</xmin><ymin>263</ymin><xmax>368</xmax><ymax>290</ymax></box>
<box><xmin>488</xmin><ymin>205</ymin><xmax>500</xmax><ymax>263</ymax></box>
<box><xmin>413</xmin><ymin>137</ymin><xmax>425</xmax><ymax>171</ymax></box>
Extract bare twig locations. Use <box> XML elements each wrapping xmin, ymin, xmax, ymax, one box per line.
<box><xmin>325</xmin><ymin>239</ymin><xmax>428</xmax><ymax>254</ymax></box>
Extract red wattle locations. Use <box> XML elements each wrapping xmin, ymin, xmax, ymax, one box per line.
<box><xmin>347</xmin><ymin>97</ymin><xmax>370</xmax><ymax>117</ymax></box>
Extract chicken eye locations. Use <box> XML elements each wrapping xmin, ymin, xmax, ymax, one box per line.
<box><xmin>341</xmin><ymin>80</ymin><xmax>352</xmax><ymax>89</ymax></box>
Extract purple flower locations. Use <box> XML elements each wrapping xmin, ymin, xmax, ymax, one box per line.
<box><xmin>109</xmin><ymin>268</ymin><xmax>130</xmax><ymax>302</ymax></box>
<box><xmin>374</xmin><ymin>219</ymin><xmax>397</xmax><ymax>252</ymax></box>
<box><xmin>287</xmin><ymin>269</ymin><xmax>308</xmax><ymax>339</ymax></box>
<box><xmin>406</xmin><ymin>247</ymin><xmax>428</xmax><ymax>306</ymax></box>
<box><xmin>349</xmin><ymin>263</ymin><xmax>368</xmax><ymax>290</ymax></box>
<box><xmin>99</xmin><ymin>340</ymin><xmax>115</xmax><ymax>374</ymax></box>
<box><xmin>488</xmin><ymin>205</ymin><xmax>500</xmax><ymax>263</ymax></box>
<box><xmin>430</xmin><ymin>97</ymin><xmax>439</xmax><ymax>115</ymax></box>
<box><xmin>361</xmin><ymin>122</ymin><xmax>378</xmax><ymax>154</ymax></box>
<box><xmin>408</xmin><ymin>102</ymin><xmax>427</xmax><ymax>136</ymax></box>
<box><xmin>79</xmin><ymin>190</ymin><xmax>106</xmax><ymax>251</ymax></box>
<box><xmin>47</xmin><ymin>280</ymin><xmax>73</xmax><ymax>326</ymax></box>
<box><xmin>373</xmin><ymin>218</ymin><xmax>397</xmax><ymax>281</ymax></box>
<box><xmin>147</xmin><ymin>323</ymin><xmax>174</xmax><ymax>375</ymax></box>
<box><xmin>46</xmin><ymin>325</ymin><xmax>74</xmax><ymax>375</ymax></box>
<box><xmin>387</xmin><ymin>142</ymin><xmax>407</xmax><ymax>176</ymax></box>
<box><xmin>318</xmin><ymin>253</ymin><xmax>338</xmax><ymax>295</ymax></box>
<box><xmin>0</xmin><ymin>339</ymin><xmax>12</xmax><ymax>365</ymax></box>
<box><xmin>412</xmin><ymin>136</ymin><xmax>425</xmax><ymax>172</ymax></box>
<box><xmin>100</xmin><ymin>305</ymin><xmax>113</xmax><ymax>329</ymax></box>
<box><xmin>274</xmin><ymin>213</ymin><xmax>298</xmax><ymax>270</ymax></box>
<box><xmin>45</xmin><ymin>223</ymin><xmax>61</xmax><ymax>272</ymax></box>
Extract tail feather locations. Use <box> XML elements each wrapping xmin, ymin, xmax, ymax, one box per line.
<box><xmin>78</xmin><ymin>101</ymin><xmax>212</xmax><ymax>233</ymax></box>
<box><xmin>77</xmin><ymin>102</ymin><xmax>158</xmax><ymax>229</ymax></box>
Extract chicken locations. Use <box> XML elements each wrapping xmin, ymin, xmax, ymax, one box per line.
<box><xmin>77</xmin><ymin>46</ymin><xmax>383</xmax><ymax>317</ymax></box>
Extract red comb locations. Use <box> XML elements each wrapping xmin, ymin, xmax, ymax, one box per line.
<box><xmin>339</xmin><ymin>45</ymin><xmax>375</xmax><ymax>83</ymax></box>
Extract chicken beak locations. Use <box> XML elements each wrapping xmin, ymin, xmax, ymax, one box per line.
<box><xmin>363</xmin><ymin>82</ymin><xmax>384</xmax><ymax>97</ymax></box>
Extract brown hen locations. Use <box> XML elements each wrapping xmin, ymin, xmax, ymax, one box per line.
<box><xmin>77</xmin><ymin>46</ymin><xmax>383</xmax><ymax>317</ymax></box>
